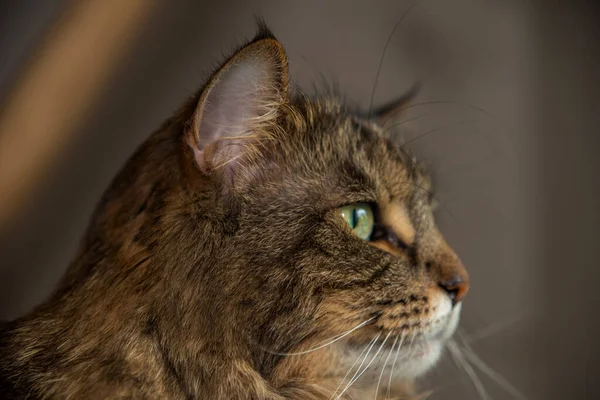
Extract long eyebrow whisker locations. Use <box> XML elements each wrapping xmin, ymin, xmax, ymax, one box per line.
<box><xmin>367</xmin><ymin>1</ymin><xmax>419</xmax><ymax>120</ymax></box>
<box><xmin>381</xmin><ymin>112</ymin><xmax>430</xmax><ymax>132</ymax></box>
<box><xmin>400</xmin><ymin>120</ymin><xmax>472</xmax><ymax>148</ymax></box>
<box><xmin>386</xmin><ymin>99</ymin><xmax>516</xmax><ymax>140</ymax></box>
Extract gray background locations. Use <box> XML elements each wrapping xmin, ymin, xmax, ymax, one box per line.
<box><xmin>1</xmin><ymin>1</ymin><xmax>598</xmax><ymax>398</ymax></box>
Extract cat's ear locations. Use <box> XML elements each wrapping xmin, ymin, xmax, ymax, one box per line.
<box><xmin>371</xmin><ymin>83</ymin><xmax>420</xmax><ymax>126</ymax></box>
<box><xmin>185</xmin><ymin>27</ymin><xmax>288</xmax><ymax>178</ymax></box>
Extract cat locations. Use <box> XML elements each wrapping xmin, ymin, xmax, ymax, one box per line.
<box><xmin>0</xmin><ymin>23</ymin><xmax>469</xmax><ymax>399</ymax></box>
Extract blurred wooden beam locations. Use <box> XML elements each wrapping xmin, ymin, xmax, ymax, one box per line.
<box><xmin>0</xmin><ymin>0</ymin><xmax>158</xmax><ymax>231</ymax></box>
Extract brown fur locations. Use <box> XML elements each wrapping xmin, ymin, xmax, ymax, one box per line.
<box><xmin>0</xmin><ymin>24</ymin><xmax>468</xmax><ymax>399</ymax></box>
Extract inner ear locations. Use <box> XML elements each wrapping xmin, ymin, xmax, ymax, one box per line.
<box><xmin>186</xmin><ymin>27</ymin><xmax>289</xmax><ymax>178</ymax></box>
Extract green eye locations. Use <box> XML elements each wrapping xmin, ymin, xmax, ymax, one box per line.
<box><xmin>339</xmin><ymin>203</ymin><xmax>375</xmax><ymax>240</ymax></box>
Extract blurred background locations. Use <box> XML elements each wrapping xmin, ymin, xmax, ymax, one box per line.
<box><xmin>0</xmin><ymin>1</ymin><xmax>598</xmax><ymax>399</ymax></box>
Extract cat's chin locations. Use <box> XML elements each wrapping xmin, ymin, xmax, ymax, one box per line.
<box><xmin>337</xmin><ymin>336</ymin><xmax>443</xmax><ymax>386</ymax></box>
<box><xmin>383</xmin><ymin>338</ymin><xmax>444</xmax><ymax>379</ymax></box>
<box><xmin>335</xmin><ymin>303</ymin><xmax>463</xmax><ymax>385</ymax></box>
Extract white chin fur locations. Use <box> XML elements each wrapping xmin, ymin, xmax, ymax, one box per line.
<box><xmin>337</xmin><ymin>301</ymin><xmax>463</xmax><ymax>386</ymax></box>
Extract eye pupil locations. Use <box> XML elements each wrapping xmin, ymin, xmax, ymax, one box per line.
<box><xmin>339</xmin><ymin>203</ymin><xmax>374</xmax><ymax>241</ymax></box>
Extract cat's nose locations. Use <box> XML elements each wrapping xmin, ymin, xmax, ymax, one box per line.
<box><xmin>438</xmin><ymin>275</ymin><xmax>469</xmax><ymax>305</ymax></box>
<box><xmin>425</xmin><ymin>236</ymin><xmax>470</xmax><ymax>305</ymax></box>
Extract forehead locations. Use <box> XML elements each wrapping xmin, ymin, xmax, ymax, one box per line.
<box><xmin>283</xmin><ymin>108</ymin><xmax>432</xmax><ymax>205</ymax></box>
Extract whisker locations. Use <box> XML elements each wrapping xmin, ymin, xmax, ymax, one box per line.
<box><xmin>457</xmin><ymin>332</ymin><xmax>528</xmax><ymax>400</ymax></box>
<box><xmin>387</xmin><ymin>331</ymin><xmax>407</xmax><ymax>399</ymax></box>
<box><xmin>461</xmin><ymin>310</ymin><xmax>529</xmax><ymax>344</ymax></box>
<box><xmin>375</xmin><ymin>334</ymin><xmax>399</xmax><ymax>399</ymax></box>
<box><xmin>432</xmin><ymin>193</ymin><xmax>463</xmax><ymax>227</ymax></box>
<box><xmin>392</xmin><ymin>99</ymin><xmax>516</xmax><ymax>139</ymax></box>
<box><xmin>401</xmin><ymin>120</ymin><xmax>472</xmax><ymax>147</ymax></box>
<box><xmin>266</xmin><ymin>316</ymin><xmax>376</xmax><ymax>356</ymax></box>
<box><xmin>332</xmin><ymin>332</ymin><xmax>382</xmax><ymax>400</ymax></box>
<box><xmin>388</xmin><ymin>99</ymin><xmax>517</xmax><ymax>163</ymax></box>
<box><xmin>447</xmin><ymin>339</ymin><xmax>491</xmax><ymax>400</ymax></box>
<box><xmin>330</xmin><ymin>335</ymin><xmax>379</xmax><ymax>399</ymax></box>
<box><xmin>382</xmin><ymin>112</ymin><xmax>430</xmax><ymax>133</ymax></box>
<box><xmin>368</xmin><ymin>0</ymin><xmax>419</xmax><ymax>119</ymax></box>
<box><xmin>337</xmin><ymin>331</ymin><xmax>392</xmax><ymax>400</ymax></box>
<box><xmin>406</xmin><ymin>330</ymin><xmax>418</xmax><ymax>358</ymax></box>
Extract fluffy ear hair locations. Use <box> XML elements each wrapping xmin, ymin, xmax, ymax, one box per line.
<box><xmin>185</xmin><ymin>25</ymin><xmax>289</xmax><ymax>182</ymax></box>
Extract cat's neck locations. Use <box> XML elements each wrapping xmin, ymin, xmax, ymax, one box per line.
<box><xmin>1</xmin><ymin>260</ymin><xmax>322</xmax><ymax>399</ymax></box>
<box><xmin>0</xmin><ymin>131</ymin><xmax>294</xmax><ymax>397</ymax></box>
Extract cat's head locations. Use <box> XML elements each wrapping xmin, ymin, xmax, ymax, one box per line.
<box><xmin>87</xmin><ymin>24</ymin><xmax>469</xmax><ymax>394</ymax></box>
<box><xmin>175</xmin><ymin>25</ymin><xmax>469</xmax><ymax>387</ymax></box>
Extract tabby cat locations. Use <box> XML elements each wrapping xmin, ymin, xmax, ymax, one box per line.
<box><xmin>0</xmin><ymin>24</ymin><xmax>469</xmax><ymax>399</ymax></box>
